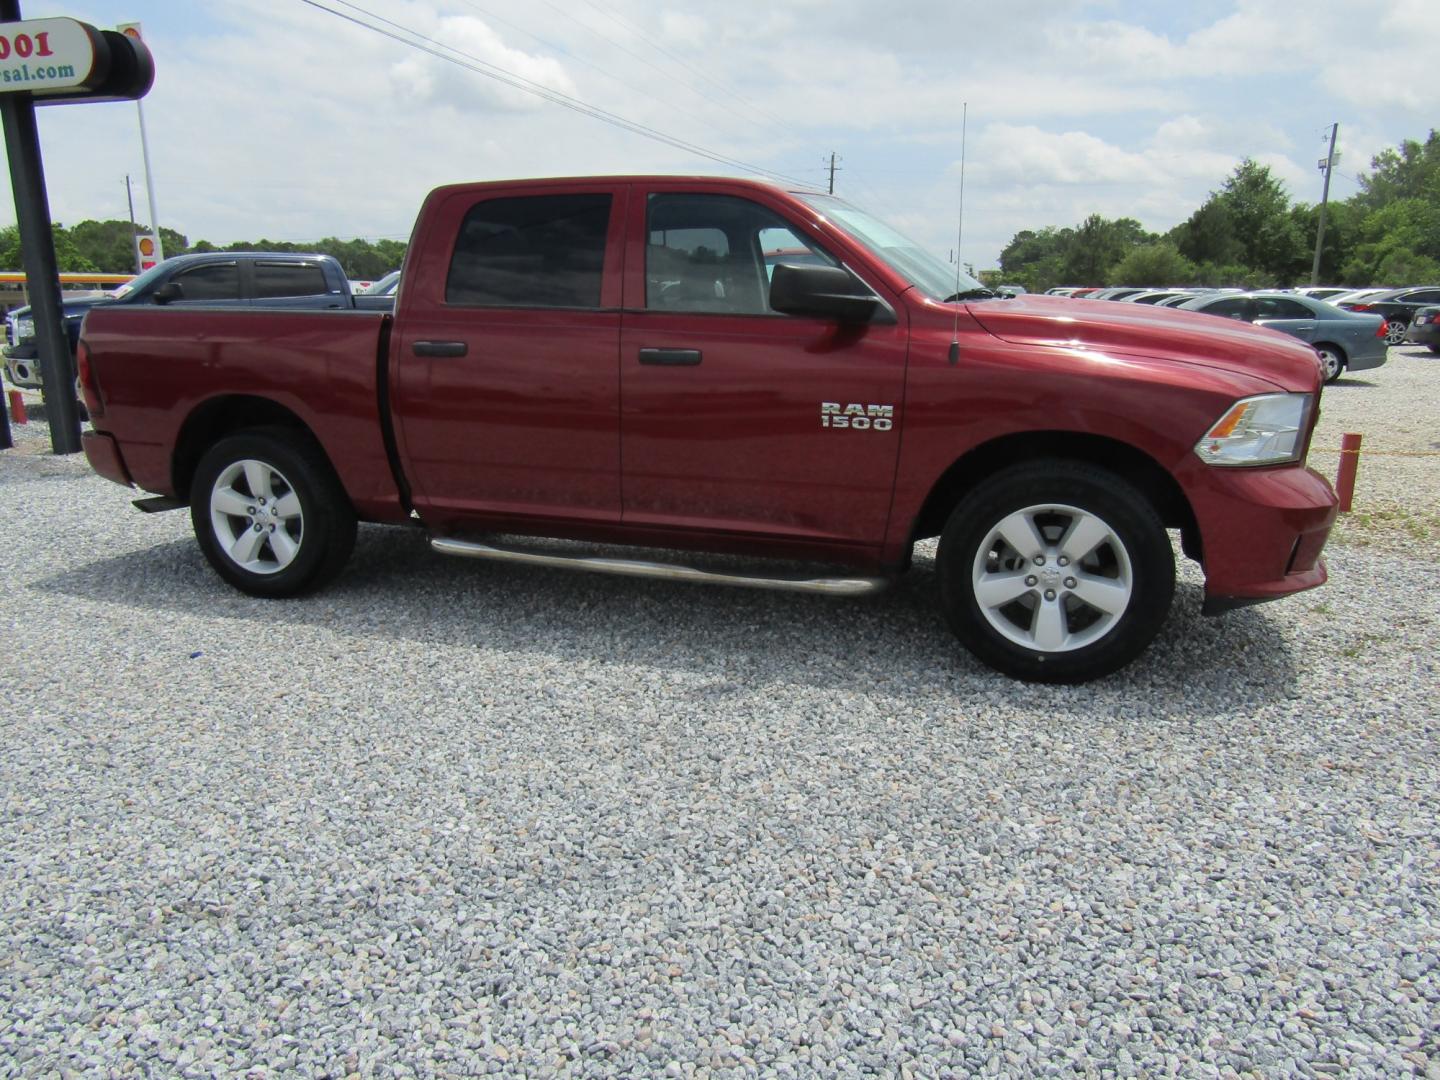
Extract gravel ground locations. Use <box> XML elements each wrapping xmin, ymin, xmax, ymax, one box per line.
<box><xmin>2</xmin><ymin>347</ymin><xmax>1438</xmax><ymax>1077</ymax></box>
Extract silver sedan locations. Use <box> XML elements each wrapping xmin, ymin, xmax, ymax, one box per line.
<box><xmin>1175</xmin><ymin>292</ymin><xmax>1388</xmax><ymax>383</ymax></box>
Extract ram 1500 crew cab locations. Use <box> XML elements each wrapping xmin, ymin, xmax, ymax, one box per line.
<box><xmin>77</xmin><ymin>176</ymin><xmax>1337</xmax><ymax>682</ymax></box>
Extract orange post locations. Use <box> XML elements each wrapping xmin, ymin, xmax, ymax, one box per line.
<box><xmin>6</xmin><ymin>389</ymin><xmax>26</xmax><ymax>424</ymax></box>
<box><xmin>1335</xmin><ymin>432</ymin><xmax>1362</xmax><ymax>512</ymax></box>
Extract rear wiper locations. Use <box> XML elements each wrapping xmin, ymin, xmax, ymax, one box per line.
<box><xmin>943</xmin><ymin>288</ymin><xmax>998</xmax><ymax>302</ymax></box>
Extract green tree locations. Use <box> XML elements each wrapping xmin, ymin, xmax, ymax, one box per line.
<box><xmin>0</xmin><ymin>222</ymin><xmax>99</xmax><ymax>273</ymax></box>
<box><xmin>1216</xmin><ymin>160</ymin><xmax>1305</xmax><ymax>281</ymax></box>
<box><xmin>1060</xmin><ymin>214</ymin><xmax>1151</xmax><ymax>284</ymax></box>
<box><xmin>1108</xmin><ymin>242</ymin><xmax>1196</xmax><ymax>286</ymax></box>
<box><xmin>1352</xmin><ymin>130</ymin><xmax>1440</xmax><ymax>212</ymax></box>
<box><xmin>1172</xmin><ymin>198</ymin><xmax>1243</xmax><ymax>268</ymax></box>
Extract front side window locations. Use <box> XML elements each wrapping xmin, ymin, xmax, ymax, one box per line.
<box><xmin>646</xmin><ymin>193</ymin><xmax>837</xmax><ymax>315</ymax></box>
<box><xmin>172</xmin><ymin>262</ymin><xmax>240</xmax><ymax>301</ymax></box>
<box><xmin>446</xmin><ymin>193</ymin><xmax>611</xmax><ymax>309</ymax></box>
<box><xmin>254</xmin><ymin>262</ymin><xmax>329</xmax><ymax>299</ymax></box>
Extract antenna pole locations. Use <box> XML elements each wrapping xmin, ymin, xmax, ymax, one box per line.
<box><xmin>1310</xmin><ymin>122</ymin><xmax>1338</xmax><ymax>286</ymax></box>
<box><xmin>949</xmin><ymin>102</ymin><xmax>968</xmax><ymax>365</ymax></box>
<box><xmin>956</xmin><ymin>103</ymin><xmax>967</xmax><ymax>281</ymax></box>
<box><xmin>826</xmin><ymin>151</ymin><xmax>841</xmax><ymax>195</ymax></box>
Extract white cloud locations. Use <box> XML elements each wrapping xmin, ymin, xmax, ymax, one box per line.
<box><xmin>1</xmin><ymin>0</ymin><xmax>1434</xmax><ymax>269</ymax></box>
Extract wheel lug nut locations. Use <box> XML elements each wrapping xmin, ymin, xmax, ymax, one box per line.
<box><xmin>1064</xmin><ymin>577</ymin><xmax>1077</xmax><ymax>589</ymax></box>
<box><xmin>269</xmin><ymin>524</ymin><xmax>276</xmax><ymax>533</ymax></box>
<box><xmin>1025</xmin><ymin>575</ymin><xmax>1038</xmax><ymax>587</ymax></box>
<box><xmin>1033</xmin><ymin>555</ymin><xmax>1045</xmax><ymax>566</ymax></box>
<box><xmin>1058</xmin><ymin>556</ymin><xmax>1069</xmax><ymax>566</ymax></box>
<box><xmin>1044</xmin><ymin>589</ymin><xmax>1057</xmax><ymax>601</ymax></box>
<box><xmin>253</xmin><ymin>523</ymin><xmax>263</xmax><ymax>533</ymax></box>
<box><xmin>247</xmin><ymin>506</ymin><xmax>256</xmax><ymax>515</ymax></box>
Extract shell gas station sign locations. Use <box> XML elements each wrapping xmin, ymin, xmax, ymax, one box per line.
<box><xmin>134</xmin><ymin>231</ymin><xmax>157</xmax><ymax>270</ymax></box>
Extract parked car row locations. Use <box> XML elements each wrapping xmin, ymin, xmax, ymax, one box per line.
<box><xmin>1172</xmin><ymin>292</ymin><xmax>1388</xmax><ymax>382</ymax></box>
<box><xmin>1333</xmin><ymin>286</ymin><xmax>1440</xmax><ymax>346</ymax></box>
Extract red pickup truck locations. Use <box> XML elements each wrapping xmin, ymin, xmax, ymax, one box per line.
<box><xmin>77</xmin><ymin>176</ymin><xmax>1337</xmax><ymax>682</ymax></box>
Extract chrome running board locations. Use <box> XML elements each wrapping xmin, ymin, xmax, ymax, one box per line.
<box><xmin>429</xmin><ymin>536</ymin><xmax>890</xmax><ymax>597</ymax></box>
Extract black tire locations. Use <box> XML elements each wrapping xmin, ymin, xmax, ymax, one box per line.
<box><xmin>1314</xmin><ymin>343</ymin><xmax>1345</xmax><ymax>384</ymax></box>
<box><xmin>937</xmin><ymin>461</ymin><xmax>1175</xmax><ymax>683</ymax></box>
<box><xmin>1429</xmin><ymin>345</ymin><xmax>1440</xmax><ymax>356</ymax></box>
<box><xmin>189</xmin><ymin>428</ymin><xmax>356</xmax><ymax>597</ymax></box>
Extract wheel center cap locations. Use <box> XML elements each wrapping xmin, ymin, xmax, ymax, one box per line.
<box><xmin>1041</xmin><ymin>567</ymin><xmax>1062</xmax><ymax>589</ymax></box>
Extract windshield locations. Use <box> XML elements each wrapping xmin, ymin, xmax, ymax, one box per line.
<box><xmin>796</xmin><ymin>193</ymin><xmax>985</xmax><ymax>301</ymax></box>
<box><xmin>364</xmin><ymin>270</ymin><xmax>401</xmax><ymax>295</ymax></box>
<box><xmin>108</xmin><ymin>260</ymin><xmax>173</xmax><ymax>300</ymax></box>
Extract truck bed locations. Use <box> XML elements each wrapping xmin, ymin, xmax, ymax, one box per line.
<box><xmin>82</xmin><ymin>306</ymin><xmax>407</xmax><ymax>522</ymax></box>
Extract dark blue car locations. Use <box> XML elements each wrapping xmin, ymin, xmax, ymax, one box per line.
<box><xmin>5</xmin><ymin>252</ymin><xmax>354</xmax><ymax>389</ymax></box>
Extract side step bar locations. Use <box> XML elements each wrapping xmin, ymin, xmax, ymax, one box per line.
<box><xmin>132</xmin><ymin>496</ymin><xmax>187</xmax><ymax>513</ymax></box>
<box><xmin>430</xmin><ymin>536</ymin><xmax>891</xmax><ymax>597</ymax></box>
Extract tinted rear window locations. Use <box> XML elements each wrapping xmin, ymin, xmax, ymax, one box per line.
<box><xmin>254</xmin><ymin>262</ymin><xmax>330</xmax><ymax>299</ymax></box>
<box><xmin>446</xmin><ymin>194</ymin><xmax>611</xmax><ymax>309</ymax></box>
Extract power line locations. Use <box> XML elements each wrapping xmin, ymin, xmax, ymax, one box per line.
<box><xmin>449</xmin><ymin>0</ymin><xmax>732</xmax><ymax>138</ymax></box>
<box><xmin>573</xmin><ymin>0</ymin><xmax>799</xmax><ymax>142</ymax></box>
<box><xmin>298</xmin><ymin>0</ymin><xmax>809</xmax><ymax>186</ymax></box>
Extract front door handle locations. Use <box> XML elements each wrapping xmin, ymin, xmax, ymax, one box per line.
<box><xmin>638</xmin><ymin>348</ymin><xmax>702</xmax><ymax>366</ymax></box>
<box><xmin>413</xmin><ymin>340</ymin><xmax>468</xmax><ymax>358</ymax></box>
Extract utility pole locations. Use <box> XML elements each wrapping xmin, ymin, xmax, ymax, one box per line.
<box><xmin>826</xmin><ymin>151</ymin><xmax>841</xmax><ymax>195</ymax></box>
<box><xmin>125</xmin><ymin>174</ymin><xmax>139</xmax><ymax>273</ymax></box>
<box><xmin>1311</xmin><ymin>122</ymin><xmax>1339</xmax><ymax>287</ymax></box>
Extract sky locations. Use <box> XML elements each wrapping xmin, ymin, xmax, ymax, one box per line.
<box><xmin>2</xmin><ymin>0</ymin><xmax>1437</xmax><ymax>271</ymax></box>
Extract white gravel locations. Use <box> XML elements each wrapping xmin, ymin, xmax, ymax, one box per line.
<box><xmin>2</xmin><ymin>349</ymin><xmax>1438</xmax><ymax>1076</ymax></box>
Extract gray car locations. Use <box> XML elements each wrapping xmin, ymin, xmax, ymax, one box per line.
<box><xmin>1176</xmin><ymin>292</ymin><xmax>1388</xmax><ymax>382</ymax></box>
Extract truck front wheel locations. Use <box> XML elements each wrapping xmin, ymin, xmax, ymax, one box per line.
<box><xmin>937</xmin><ymin>461</ymin><xmax>1175</xmax><ymax>683</ymax></box>
<box><xmin>189</xmin><ymin>429</ymin><xmax>356</xmax><ymax>597</ymax></box>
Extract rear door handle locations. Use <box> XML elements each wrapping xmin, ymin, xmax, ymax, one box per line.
<box><xmin>413</xmin><ymin>340</ymin><xmax>468</xmax><ymax>358</ymax></box>
<box><xmin>638</xmin><ymin>348</ymin><xmax>702</xmax><ymax>366</ymax></box>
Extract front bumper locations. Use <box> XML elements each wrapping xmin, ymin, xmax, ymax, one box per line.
<box><xmin>3</xmin><ymin>344</ymin><xmax>43</xmax><ymax>389</ymax></box>
<box><xmin>1179</xmin><ymin>461</ymin><xmax>1338</xmax><ymax>611</ymax></box>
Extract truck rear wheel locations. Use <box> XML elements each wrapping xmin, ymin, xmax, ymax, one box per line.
<box><xmin>189</xmin><ymin>429</ymin><xmax>355</xmax><ymax>597</ymax></box>
<box><xmin>937</xmin><ymin>461</ymin><xmax>1174</xmax><ymax>683</ymax></box>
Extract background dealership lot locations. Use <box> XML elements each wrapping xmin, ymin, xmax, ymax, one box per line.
<box><xmin>1</xmin><ymin>349</ymin><xmax>1437</xmax><ymax>1073</ymax></box>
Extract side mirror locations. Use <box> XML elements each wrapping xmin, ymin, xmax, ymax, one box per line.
<box><xmin>769</xmin><ymin>263</ymin><xmax>894</xmax><ymax>324</ymax></box>
<box><xmin>152</xmin><ymin>282</ymin><xmax>184</xmax><ymax>305</ymax></box>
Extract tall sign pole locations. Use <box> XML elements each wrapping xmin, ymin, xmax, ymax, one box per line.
<box><xmin>1310</xmin><ymin>122</ymin><xmax>1339</xmax><ymax>287</ymax></box>
<box><xmin>0</xmin><ymin>4</ymin><xmax>154</xmax><ymax>454</ymax></box>
<box><xmin>118</xmin><ymin>23</ymin><xmax>161</xmax><ymax>261</ymax></box>
<box><xmin>0</xmin><ymin>0</ymin><xmax>80</xmax><ymax>451</ymax></box>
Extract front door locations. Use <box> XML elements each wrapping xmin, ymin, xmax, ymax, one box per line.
<box><xmin>619</xmin><ymin>187</ymin><xmax>908</xmax><ymax>552</ymax></box>
<box><xmin>391</xmin><ymin>184</ymin><xmax>628</xmax><ymax>532</ymax></box>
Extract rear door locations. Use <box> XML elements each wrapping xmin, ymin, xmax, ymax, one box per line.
<box><xmin>618</xmin><ymin>184</ymin><xmax>908</xmax><ymax>550</ymax></box>
<box><xmin>390</xmin><ymin>182</ymin><xmax>627</xmax><ymax>531</ymax></box>
<box><xmin>1253</xmin><ymin>296</ymin><xmax>1318</xmax><ymax>342</ymax></box>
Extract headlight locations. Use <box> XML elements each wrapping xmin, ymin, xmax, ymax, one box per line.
<box><xmin>1194</xmin><ymin>393</ymin><xmax>1312</xmax><ymax>467</ymax></box>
